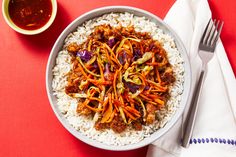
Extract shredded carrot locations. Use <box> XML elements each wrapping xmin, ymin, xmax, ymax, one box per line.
<box><xmin>154</xmin><ymin>98</ymin><xmax>165</xmax><ymax>106</ymax></box>
<box><xmin>88</xmin><ymin>97</ymin><xmax>103</xmax><ymax>103</ymax></box>
<box><xmin>97</xmin><ymin>58</ymin><xmax>104</xmax><ymax>80</ymax></box>
<box><xmin>119</xmin><ymin>107</ymin><xmax>127</xmax><ymax>123</ymax></box>
<box><xmin>111</xmin><ymin>55</ymin><xmax>122</xmax><ymax>66</ymax></box>
<box><xmin>123</xmin><ymin>108</ymin><xmax>137</xmax><ymax>120</ymax></box>
<box><xmin>139</xmin><ymin>93</ymin><xmax>152</xmax><ymax>101</ymax></box>
<box><xmin>155</xmin><ymin>67</ymin><xmax>161</xmax><ymax>83</ymax></box>
<box><xmin>87</xmin><ymin>39</ymin><xmax>92</xmax><ymax>51</ymax></box>
<box><xmin>106</xmin><ymin>110</ymin><xmax>116</xmax><ymax>123</ymax></box>
<box><xmin>102</xmin><ymin>97</ymin><xmax>109</xmax><ymax>113</ymax></box>
<box><xmin>77</xmin><ymin>57</ymin><xmax>101</xmax><ymax>77</ymax></box>
<box><xmin>113</xmin><ymin>100</ymin><xmax>120</xmax><ymax>111</ymax></box>
<box><xmin>104</xmin><ymin>48</ymin><xmax>113</xmax><ymax>65</ymax></box>
<box><xmin>114</xmin><ymin>100</ymin><xmax>122</xmax><ymax>107</ymax></box>
<box><xmin>123</xmin><ymin>93</ymin><xmax>135</xmax><ymax>103</ymax></box>
<box><xmin>80</xmin><ymin>91</ymin><xmax>103</xmax><ymax>112</ymax></box>
<box><xmin>145</xmin><ymin>93</ymin><xmax>162</xmax><ymax>99</ymax></box>
<box><xmin>113</xmin><ymin>67</ymin><xmax>121</xmax><ymax>100</ymax></box>
<box><xmin>77</xmin><ymin>63</ymin><xmax>88</xmax><ymax>78</ymax></box>
<box><xmin>146</xmin><ymin>79</ymin><xmax>167</xmax><ymax>92</ymax></box>
<box><xmin>85</xmin><ymin>103</ymin><xmax>103</xmax><ymax>112</ymax></box>
<box><xmin>127</xmin><ymin>40</ymin><xmax>133</xmax><ymax>55</ymax></box>
<box><xmin>85</xmin><ymin>56</ymin><xmax>96</xmax><ymax>68</ymax></box>
<box><xmin>101</xmin><ymin>93</ymin><xmax>113</xmax><ymax>123</ymax></box>
<box><xmin>111</xmin><ymin>41</ymin><xmax>120</xmax><ymax>52</ymax></box>
<box><xmin>146</xmin><ymin>62</ymin><xmax>159</xmax><ymax>66</ymax></box>
<box><xmin>103</xmin><ymin>43</ymin><xmax>116</xmax><ymax>58</ymax></box>
<box><xmin>88</xmin><ymin>79</ymin><xmax>112</xmax><ymax>85</ymax></box>
<box><xmin>120</xmin><ymin>95</ymin><xmax>125</xmax><ymax>106</ymax></box>
<box><xmin>130</xmin><ymin>102</ymin><xmax>135</xmax><ymax>108</ymax></box>
<box><xmin>147</xmin><ymin>101</ymin><xmax>160</xmax><ymax>106</ymax></box>
<box><xmin>125</xmin><ymin>106</ymin><xmax>141</xmax><ymax>117</ymax></box>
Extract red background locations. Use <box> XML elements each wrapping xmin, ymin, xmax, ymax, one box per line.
<box><xmin>0</xmin><ymin>0</ymin><xmax>235</xmax><ymax>156</ymax></box>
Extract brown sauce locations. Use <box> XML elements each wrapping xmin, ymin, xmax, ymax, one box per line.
<box><xmin>8</xmin><ymin>0</ymin><xmax>52</xmax><ymax>30</ymax></box>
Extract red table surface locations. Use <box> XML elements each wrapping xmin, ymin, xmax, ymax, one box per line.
<box><xmin>0</xmin><ymin>0</ymin><xmax>235</xmax><ymax>156</ymax></box>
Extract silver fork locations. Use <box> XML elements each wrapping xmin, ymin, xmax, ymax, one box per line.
<box><xmin>182</xmin><ymin>19</ymin><xmax>224</xmax><ymax>148</ymax></box>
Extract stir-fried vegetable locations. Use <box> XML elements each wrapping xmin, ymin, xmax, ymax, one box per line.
<box><xmin>76</xmin><ymin>50</ymin><xmax>93</xmax><ymax>62</ymax></box>
<box><xmin>132</xmin><ymin>52</ymin><xmax>153</xmax><ymax>65</ymax></box>
<box><xmin>65</xmin><ymin>24</ymin><xmax>175</xmax><ymax>133</ymax></box>
<box><xmin>107</xmin><ymin>37</ymin><xmax>116</xmax><ymax>48</ymax></box>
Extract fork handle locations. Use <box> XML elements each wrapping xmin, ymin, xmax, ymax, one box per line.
<box><xmin>182</xmin><ymin>70</ymin><xmax>205</xmax><ymax>147</ymax></box>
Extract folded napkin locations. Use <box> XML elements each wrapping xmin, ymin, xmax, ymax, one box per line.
<box><xmin>147</xmin><ymin>0</ymin><xmax>236</xmax><ymax>156</ymax></box>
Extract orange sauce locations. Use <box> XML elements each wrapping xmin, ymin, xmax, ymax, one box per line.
<box><xmin>8</xmin><ymin>0</ymin><xmax>52</xmax><ymax>30</ymax></box>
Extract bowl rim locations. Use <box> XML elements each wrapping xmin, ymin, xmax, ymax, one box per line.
<box><xmin>46</xmin><ymin>6</ymin><xmax>192</xmax><ymax>151</ymax></box>
<box><xmin>1</xmin><ymin>0</ymin><xmax>57</xmax><ymax>35</ymax></box>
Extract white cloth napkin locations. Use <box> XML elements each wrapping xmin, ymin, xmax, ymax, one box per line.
<box><xmin>146</xmin><ymin>0</ymin><xmax>236</xmax><ymax>156</ymax></box>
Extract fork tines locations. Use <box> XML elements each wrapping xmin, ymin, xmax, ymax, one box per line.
<box><xmin>200</xmin><ymin>19</ymin><xmax>224</xmax><ymax>51</ymax></box>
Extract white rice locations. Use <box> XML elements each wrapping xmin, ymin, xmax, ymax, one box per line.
<box><xmin>52</xmin><ymin>12</ymin><xmax>184</xmax><ymax>146</ymax></box>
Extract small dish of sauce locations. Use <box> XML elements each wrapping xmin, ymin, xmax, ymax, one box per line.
<box><xmin>2</xmin><ymin>0</ymin><xmax>57</xmax><ymax>35</ymax></box>
<box><xmin>9</xmin><ymin>0</ymin><xmax>52</xmax><ymax>30</ymax></box>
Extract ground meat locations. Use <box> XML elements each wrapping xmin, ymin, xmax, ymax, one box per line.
<box><xmin>161</xmin><ymin>72</ymin><xmax>176</xmax><ymax>84</ymax></box>
<box><xmin>65</xmin><ymin>85</ymin><xmax>78</xmax><ymax>94</ymax></box>
<box><xmin>146</xmin><ymin>103</ymin><xmax>158</xmax><ymax>124</ymax></box>
<box><xmin>132</xmin><ymin>121</ymin><xmax>142</xmax><ymax>131</ymax></box>
<box><xmin>67</xmin><ymin>72</ymin><xmax>79</xmax><ymax>82</ymax></box>
<box><xmin>110</xmin><ymin>116</ymin><xmax>127</xmax><ymax>133</ymax></box>
<box><xmin>161</xmin><ymin>93</ymin><xmax>170</xmax><ymax>102</ymax></box>
<box><xmin>146</xmin><ymin>103</ymin><xmax>158</xmax><ymax>114</ymax></box>
<box><xmin>76</xmin><ymin>102</ymin><xmax>92</xmax><ymax>116</ymax></box>
<box><xmin>150</xmin><ymin>41</ymin><xmax>163</xmax><ymax>53</ymax></box>
<box><xmin>146</xmin><ymin>113</ymin><xmax>155</xmax><ymax>124</ymax></box>
<box><xmin>67</xmin><ymin>43</ymin><xmax>79</xmax><ymax>53</ymax></box>
<box><xmin>94</xmin><ymin>31</ymin><xmax>104</xmax><ymax>41</ymax></box>
<box><xmin>94</xmin><ymin>120</ymin><xmax>109</xmax><ymax>131</ymax></box>
<box><xmin>156</xmin><ymin>54</ymin><xmax>163</xmax><ymax>62</ymax></box>
<box><xmin>158</xmin><ymin>66</ymin><xmax>166</xmax><ymax>73</ymax></box>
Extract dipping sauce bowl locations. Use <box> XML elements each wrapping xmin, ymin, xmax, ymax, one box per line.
<box><xmin>2</xmin><ymin>0</ymin><xmax>57</xmax><ymax>35</ymax></box>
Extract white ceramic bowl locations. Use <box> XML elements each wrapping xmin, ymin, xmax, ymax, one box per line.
<box><xmin>2</xmin><ymin>0</ymin><xmax>57</xmax><ymax>35</ymax></box>
<box><xmin>46</xmin><ymin>6</ymin><xmax>191</xmax><ymax>151</ymax></box>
